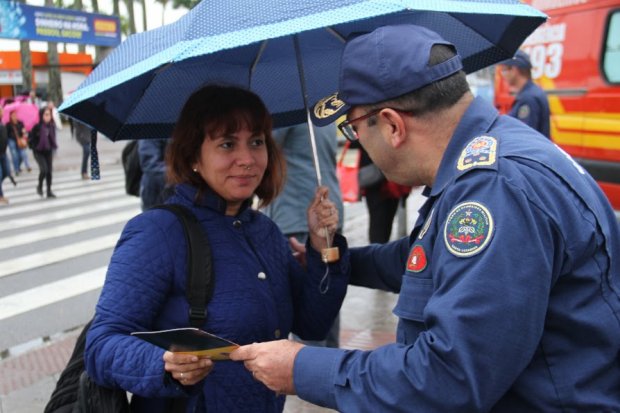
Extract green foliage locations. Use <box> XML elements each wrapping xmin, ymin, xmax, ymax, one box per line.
<box><xmin>172</xmin><ymin>0</ymin><xmax>200</xmax><ymax>10</ymax></box>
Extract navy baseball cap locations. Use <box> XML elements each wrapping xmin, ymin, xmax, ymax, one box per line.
<box><xmin>500</xmin><ymin>50</ymin><xmax>532</xmax><ymax>69</ymax></box>
<box><xmin>311</xmin><ymin>24</ymin><xmax>463</xmax><ymax>126</ymax></box>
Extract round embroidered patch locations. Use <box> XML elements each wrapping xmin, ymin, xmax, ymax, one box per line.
<box><xmin>406</xmin><ymin>245</ymin><xmax>427</xmax><ymax>272</ymax></box>
<box><xmin>444</xmin><ymin>201</ymin><xmax>494</xmax><ymax>257</ymax></box>
<box><xmin>517</xmin><ymin>104</ymin><xmax>530</xmax><ymax>119</ymax></box>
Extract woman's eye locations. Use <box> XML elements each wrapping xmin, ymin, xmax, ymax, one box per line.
<box><xmin>220</xmin><ymin>141</ymin><xmax>234</xmax><ymax>149</ymax></box>
<box><xmin>251</xmin><ymin>138</ymin><xmax>265</xmax><ymax>147</ymax></box>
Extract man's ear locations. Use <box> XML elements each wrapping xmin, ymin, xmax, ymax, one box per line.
<box><xmin>377</xmin><ymin>108</ymin><xmax>407</xmax><ymax>149</ymax></box>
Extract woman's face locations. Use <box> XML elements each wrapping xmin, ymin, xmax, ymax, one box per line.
<box><xmin>9</xmin><ymin>111</ymin><xmax>17</xmax><ymax>123</ymax></box>
<box><xmin>42</xmin><ymin>109</ymin><xmax>52</xmax><ymax>123</ymax></box>
<box><xmin>193</xmin><ymin>126</ymin><xmax>268</xmax><ymax>216</ymax></box>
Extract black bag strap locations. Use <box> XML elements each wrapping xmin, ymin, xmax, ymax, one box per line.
<box><xmin>151</xmin><ymin>204</ymin><xmax>214</xmax><ymax>327</ymax></box>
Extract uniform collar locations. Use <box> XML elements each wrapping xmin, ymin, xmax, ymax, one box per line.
<box><xmin>429</xmin><ymin>96</ymin><xmax>499</xmax><ymax>197</ymax></box>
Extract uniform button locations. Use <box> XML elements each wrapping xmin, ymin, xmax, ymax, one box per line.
<box><xmin>257</xmin><ymin>271</ymin><xmax>266</xmax><ymax>280</ymax></box>
<box><xmin>233</xmin><ymin>220</ymin><xmax>242</xmax><ymax>228</ymax></box>
<box><xmin>274</xmin><ymin>329</ymin><xmax>281</xmax><ymax>339</ymax></box>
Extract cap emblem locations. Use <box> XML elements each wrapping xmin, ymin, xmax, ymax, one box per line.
<box><xmin>313</xmin><ymin>93</ymin><xmax>345</xmax><ymax>120</ymax></box>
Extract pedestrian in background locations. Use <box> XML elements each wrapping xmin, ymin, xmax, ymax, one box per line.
<box><xmin>26</xmin><ymin>90</ymin><xmax>43</xmax><ymax>108</ymax></box>
<box><xmin>45</xmin><ymin>101</ymin><xmax>63</xmax><ymax>131</ymax></box>
<box><xmin>356</xmin><ymin>145</ymin><xmax>411</xmax><ymax>243</ymax></box>
<box><xmin>6</xmin><ymin>108</ymin><xmax>32</xmax><ymax>175</ymax></box>
<box><xmin>264</xmin><ymin>122</ymin><xmax>344</xmax><ymax>348</ymax></box>
<box><xmin>0</xmin><ymin>106</ymin><xmax>11</xmax><ymax>205</ymax></box>
<box><xmin>72</xmin><ymin>120</ymin><xmax>92</xmax><ymax>180</ymax></box>
<box><xmin>138</xmin><ymin>138</ymin><xmax>169</xmax><ymax>210</ymax></box>
<box><xmin>499</xmin><ymin>50</ymin><xmax>551</xmax><ymax>138</ymax></box>
<box><xmin>231</xmin><ymin>24</ymin><xmax>620</xmax><ymax>412</ymax></box>
<box><xmin>29</xmin><ymin>107</ymin><xmax>58</xmax><ymax>198</ymax></box>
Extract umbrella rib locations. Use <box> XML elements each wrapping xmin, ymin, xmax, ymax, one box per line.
<box><xmin>250</xmin><ymin>40</ymin><xmax>269</xmax><ymax>78</ymax></box>
<box><xmin>325</xmin><ymin>27</ymin><xmax>346</xmax><ymax>43</ymax></box>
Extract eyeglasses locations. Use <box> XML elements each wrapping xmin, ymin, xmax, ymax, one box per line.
<box><xmin>338</xmin><ymin>108</ymin><xmax>414</xmax><ymax>142</ymax></box>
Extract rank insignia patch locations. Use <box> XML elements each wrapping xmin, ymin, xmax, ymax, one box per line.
<box><xmin>444</xmin><ymin>201</ymin><xmax>494</xmax><ymax>257</ymax></box>
<box><xmin>406</xmin><ymin>245</ymin><xmax>427</xmax><ymax>272</ymax></box>
<box><xmin>457</xmin><ymin>136</ymin><xmax>497</xmax><ymax>171</ymax></box>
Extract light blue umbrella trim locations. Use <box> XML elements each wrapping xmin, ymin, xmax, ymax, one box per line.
<box><xmin>178</xmin><ymin>0</ymin><xmax>545</xmax><ymax>61</ymax></box>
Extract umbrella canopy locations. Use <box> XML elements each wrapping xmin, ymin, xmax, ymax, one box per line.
<box><xmin>59</xmin><ymin>0</ymin><xmax>546</xmax><ymax>141</ymax></box>
<box><xmin>2</xmin><ymin>102</ymin><xmax>40</xmax><ymax>132</ymax></box>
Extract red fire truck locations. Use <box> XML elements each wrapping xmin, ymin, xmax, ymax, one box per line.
<box><xmin>494</xmin><ymin>0</ymin><xmax>620</xmax><ymax>210</ymax></box>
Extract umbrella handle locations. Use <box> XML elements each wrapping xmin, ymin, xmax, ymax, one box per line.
<box><xmin>295</xmin><ymin>35</ymin><xmax>338</xmax><ymax>263</ymax></box>
<box><xmin>321</xmin><ymin>246</ymin><xmax>340</xmax><ymax>263</ymax></box>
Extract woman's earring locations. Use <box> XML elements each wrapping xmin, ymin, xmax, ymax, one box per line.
<box><xmin>193</xmin><ymin>168</ymin><xmax>198</xmax><ymax>173</ymax></box>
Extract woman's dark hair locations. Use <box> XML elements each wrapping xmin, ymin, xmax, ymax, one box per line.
<box><xmin>166</xmin><ymin>84</ymin><xmax>285</xmax><ymax>207</ymax></box>
<box><xmin>39</xmin><ymin>107</ymin><xmax>54</xmax><ymax>125</ymax></box>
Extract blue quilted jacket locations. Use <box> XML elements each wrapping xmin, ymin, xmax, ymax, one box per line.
<box><xmin>85</xmin><ymin>184</ymin><xmax>349</xmax><ymax>412</ymax></box>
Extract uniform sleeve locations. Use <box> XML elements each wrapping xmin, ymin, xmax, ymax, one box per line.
<box><xmin>289</xmin><ymin>233</ymin><xmax>350</xmax><ymax>341</ymax></box>
<box><xmin>85</xmin><ymin>213</ymin><xmax>192</xmax><ymax>398</ymax></box>
<box><xmin>294</xmin><ymin>169</ymin><xmax>560</xmax><ymax>412</ymax></box>
<box><xmin>349</xmin><ymin>237</ymin><xmax>409</xmax><ymax>292</ymax></box>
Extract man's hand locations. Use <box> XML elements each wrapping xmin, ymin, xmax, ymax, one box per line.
<box><xmin>229</xmin><ymin>340</ymin><xmax>304</xmax><ymax>395</ymax></box>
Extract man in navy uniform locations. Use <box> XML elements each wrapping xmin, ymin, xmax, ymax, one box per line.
<box><xmin>231</xmin><ymin>24</ymin><xmax>620</xmax><ymax>412</ymax></box>
<box><xmin>499</xmin><ymin>50</ymin><xmax>551</xmax><ymax>138</ymax></box>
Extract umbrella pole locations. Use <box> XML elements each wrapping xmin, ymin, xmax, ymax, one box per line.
<box><xmin>294</xmin><ymin>35</ymin><xmax>339</xmax><ymax>264</ymax></box>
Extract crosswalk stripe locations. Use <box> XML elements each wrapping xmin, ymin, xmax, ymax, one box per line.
<box><xmin>6</xmin><ymin>197</ymin><xmax>139</xmax><ymax>232</ymax></box>
<box><xmin>5</xmin><ymin>168</ymin><xmax>124</xmax><ymax>194</ymax></box>
<box><xmin>6</xmin><ymin>178</ymin><xmax>122</xmax><ymax>200</ymax></box>
<box><xmin>0</xmin><ymin>267</ymin><xmax>106</xmax><ymax>321</ymax></box>
<box><xmin>0</xmin><ymin>234</ymin><xmax>119</xmax><ymax>279</ymax></box>
<box><xmin>0</xmin><ymin>182</ymin><xmax>126</xmax><ymax>216</ymax></box>
<box><xmin>0</xmin><ymin>209</ymin><xmax>139</xmax><ymax>251</ymax></box>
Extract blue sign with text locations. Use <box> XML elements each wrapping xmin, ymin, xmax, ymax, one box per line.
<box><xmin>0</xmin><ymin>1</ymin><xmax>120</xmax><ymax>46</ymax></box>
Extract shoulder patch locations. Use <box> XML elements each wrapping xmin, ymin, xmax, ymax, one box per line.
<box><xmin>457</xmin><ymin>136</ymin><xmax>497</xmax><ymax>171</ymax></box>
<box><xmin>517</xmin><ymin>104</ymin><xmax>530</xmax><ymax>119</ymax></box>
<box><xmin>444</xmin><ymin>201</ymin><xmax>494</xmax><ymax>257</ymax></box>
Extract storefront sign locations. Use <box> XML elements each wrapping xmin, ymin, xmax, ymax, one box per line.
<box><xmin>0</xmin><ymin>2</ymin><xmax>120</xmax><ymax>46</ymax></box>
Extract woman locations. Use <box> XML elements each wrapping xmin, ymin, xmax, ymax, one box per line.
<box><xmin>85</xmin><ymin>84</ymin><xmax>349</xmax><ymax>412</ymax></box>
<box><xmin>6</xmin><ymin>108</ymin><xmax>32</xmax><ymax>175</ymax></box>
<box><xmin>0</xmin><ymin>106</ymin><xmax>13</xmax><ymax>205</ymax></box>
<box><xmin>29</xmin><ymin>107</ymin><xmax>58</xmax><ymax>198</ymax></box>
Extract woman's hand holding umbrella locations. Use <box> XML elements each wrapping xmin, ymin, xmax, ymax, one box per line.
<box><xmin>307</xmin><ymin>186</ymin><xmax>339</xmax><ymax>262</ymax></box>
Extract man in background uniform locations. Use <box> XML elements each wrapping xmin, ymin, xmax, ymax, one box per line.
<box><xmin>499</xmin><ymin>50</ymin><xmax>551</xmax><ymax>138</ymax></box>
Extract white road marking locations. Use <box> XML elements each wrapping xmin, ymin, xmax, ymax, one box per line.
<box><xmin>0</xmin><ymin>267</ymin><xmax>106</xmax><ymax>321</ymax></box>
<box><xmin>0</xmin><ymin>234</ymin><xmax>119</xmax><ymax>279</ymax></box>
<box><xmin>6</xmin><ymin>198</ymin><xmax>139</xmax><ymax>231</ymax></box>
<box><xmin>0</xmin><ymin>209</ymin><xmax>139</xmax><ymax>250</ymax></box>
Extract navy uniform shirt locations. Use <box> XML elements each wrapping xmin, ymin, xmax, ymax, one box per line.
<box><xmin>509</xmin><ymin>80</ymin><xmax>551</xmax><ymax>139</ymax></box>
<box><xmin>294</xmin><ymin>97</ymin><xmax>620</xmax><ymax>412</ymax></box>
